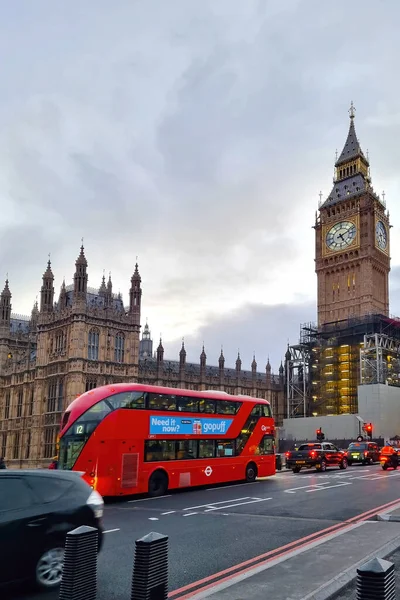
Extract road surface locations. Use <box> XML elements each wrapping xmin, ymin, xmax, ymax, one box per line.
<box><xmin>7</xmin><ymin>463</ymin><xmax>400</xmax><ymax>599</ymax></box>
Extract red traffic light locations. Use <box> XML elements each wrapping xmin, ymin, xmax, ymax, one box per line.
<box><xmin>366</xmin><ymin>424</ymin><xmax>372</xmax><ymax>432</ymax></box>
<box><xmin>316</xmin><ymin>428</ymin><xmax>321</xmax><ymax>434</ymax></box>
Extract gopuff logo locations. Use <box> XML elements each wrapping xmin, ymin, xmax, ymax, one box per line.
<box><xmin>203</xmin><ymin>421</ymin><xmax>227</xmax><ymax>434</ymax></box>
<box><xmin>261</xmin><ymin>425</ymin><xmax>268</xmax><ymax>432</ymax></box>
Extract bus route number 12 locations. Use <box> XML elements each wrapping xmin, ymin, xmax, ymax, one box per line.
<box><xmin>76</xmin><ymin>424</ymin><xmax>84</xmax><ymax>434</ymax></box>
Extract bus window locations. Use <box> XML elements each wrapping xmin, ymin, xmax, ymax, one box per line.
<box><xmin>251</xmin><ymin>404</ymin><xmax>271</xmax><ymax>418</ymax></box>
<box><xmin>256</xmin><ymin>436</ymin><xmax>275</xmax><ymax>455</ymax></box>
<box><xmin>148</xmin><ymin>393</ymin><xmax>177</xmax><ymax>411</ymax></box>
<box><xmin>199</xmin><ymin>440</ymin><xmax>215</xmax><ymax>458</ymax></box>
<box><xmin>216</xmin><ymin>401</ymin><xmax>241</xmax><ymax>415</ymax></box>
<box><xmin>216</xmin><ymin>441</ymin><xmax>235</xmax><ymax>457</ymax></box>
<box><xmin>145</xmin><ymin>440</ymin><xmax>175</xmax><ymax>461</ymax></box>
<box><xmin>176</xmin><ymin>440</ymin><xmax>197</xmax><ymax>459</ymax></box>
<box><xmin>199</xmin><ymin>399</ymin><xmax>215</xmax><ymax>414</ymax></box>
<box><xmin>178</xmin><ymin>397</ymin><xmax>199</xmax><ymax>412</ymax></box>
<box><xmin>108</xmin><ymin>391</ymin><xmax>146</xmax><ymax>410</ymax></box>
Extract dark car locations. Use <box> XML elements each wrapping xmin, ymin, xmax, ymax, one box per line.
<box><xmin>346</xmin><ymin>441</ymin><xmax>380</xmax><ymax>465</ymax></box>
<box><xmin>0</xmin><ymin>469</ymin><xmax>103</xmax><ymax>591</ymax></box>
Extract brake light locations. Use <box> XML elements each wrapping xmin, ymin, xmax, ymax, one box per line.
<box><xmin>87</xmin><ymin>490</ymin><xmax>104</xmax><ymax>519</ymax></box>
<box><xmin>285</xmin><ymin>452</ymin><xmax>290</xmax><ymax>458</ymax></box>
<box><xmin>310</xmin><ymin>451</ymin><xmax>317</xmax><ymax>458</ymax></box>
<box><xmin>364</xmin><ymin>451</ymin><xmax>368</xmax><ymax>457</ymax></box>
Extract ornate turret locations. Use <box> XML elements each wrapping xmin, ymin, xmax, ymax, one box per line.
<box><xmin>156</xmin><ymin>337</ymin><xmax>164</xmax><ymax>363</ymax></box>
<box><xmin>30</xmin><ymin>300</ymin><xmax>39</xmax><ymax>330</ymax></box>
<box><xmin>179</xmin><ymin>339</ymin><xmax>186</xmax><ymax>368</ymax></box>
<box><xmin>218</xmin><ymin>348</ymin><xmax>225</xmax><ymax>370</ymax></box>
<box><xmin>236</xmin><ymin>352</ymin><xmax>242</xmax><ymax>373</ymax></box>
<box><xmin>0</xmin><ymin>279</ymin><xmax>11</xmax><ymax>328</ymax></box>
<box><xmin>199</xmin><ymin>344</ymin><xmax>206</xmax><ymax>373</ymax></box>
<box><xmin>251</xmin><ymin>354</ymin><xmax>257</xmax><ymax>373</ymax></box>
<box><xmin>40</xmin><ymin>259</ymin><xmax>54</xmax><ymax>313</ymax></box>
<box><xmin>99</xmin><ymin>273</ymin><xmax>107</xmax><ymax>297</ymax></box>
<box><xmin>58</xmin><ymin>279</ymin><xmax>67</xmax><ymax>309</ymax></box>
<box><xmin>266</xmin><ymin>357</ymin><xmax>271</xmax><ymax>374</ymax></box>
<box><xmin>139</xmin><ymin>320</ymin><xmax>153</xmax><ymax>358</ymax></box>
<box><xmin>73</xmin><ymin>244</ymin><xmax>88</xmax><ymax>302</ymax></box>
<box><xmin>279</xmin><ymin>361</ymin><xmax>284</xmax><ymax>383</ymax></box>
<box><xmin>129</xmin><ymin>262</ymin><xmax>142</xmax><ymax>326</ymax></box>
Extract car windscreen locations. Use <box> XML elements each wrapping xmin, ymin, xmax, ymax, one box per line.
<box><xmin>348</xmin><ymin>443</ymin><xmax>368</xmax><ymax>450</ymax></box>
<box><xmin>297</xmin><ymin>444</ymin><xmax>322</xmax><ymax>451</ymax></box>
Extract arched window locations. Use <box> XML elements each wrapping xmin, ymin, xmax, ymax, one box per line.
<box><xmin>88</xmin><ymin>329</ymin><xmax>99</xmax><ymax>361</ymax></box>
<box><xmin>115</xmin><ymin>333</ymin><xmax>125</xmax><ymax>363</ymax></box>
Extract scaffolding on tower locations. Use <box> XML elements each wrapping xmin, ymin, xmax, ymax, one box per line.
<box><xmin>285</xmin><ymin>323</ymin><xmax>317</xmax><ymax>418</ymax></box>
<box><xmin>360</xmin><ymin>332</ymin><xmax>400</xmax><ymax>386</ymax></box>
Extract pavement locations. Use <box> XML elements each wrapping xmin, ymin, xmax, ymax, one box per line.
<box><xmin>6</xmin><ymin>463</ymin><xmax>400</xmax><ymax>600</ymax></box>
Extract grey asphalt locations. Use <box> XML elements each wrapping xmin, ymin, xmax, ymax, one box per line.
<box><xmin>6</xmin><ymin>464</ymin><xmax>400</xmax><ymax>600</ymax></box>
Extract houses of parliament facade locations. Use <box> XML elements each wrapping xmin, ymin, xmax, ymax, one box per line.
<box><xmin>0</xmin><ymin>247</ymin><xmax>284</xmax><ymax>467</ymax></box>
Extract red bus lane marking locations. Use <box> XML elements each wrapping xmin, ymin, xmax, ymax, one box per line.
<box><xmin>168</xmin><ymin>497</ymin><xmax>400</xmax><ymax>599</ymax></box>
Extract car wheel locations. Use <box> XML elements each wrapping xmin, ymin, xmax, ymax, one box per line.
<box><xmin>35</xmin><ymin>546</ymin><xmax>64</xmax><ymax>590</ymax></box>
<box><xmin>317</xmin><ymin>460</ymin><xmax>327</xmax><ymax>472</ymax></box>
<box><xmin>382</xmin><ymin>464</ymin><xmax>388</xmax><ymax>470</ymax></box>
<box><xmin>148</xmin><ymin>470</ymin><xmax>169</xmax><ymax>497</ymax></box>
<box><xmin>339</xmin><ymin>458</ymin><xmax>347</xmax><ymax>470</ymax></box>
<box><xmin>245</xmin><ymin>462</ymin><xmax>258</xmax><ymax>482</ymax></box>
<box><xmin>292</xmin><ymin>467</ymin><xmax>301</xmax><ymax>473</ymax></box>
<box><xmin>347</xmin><ymin>461</ymin><xmax>352</xmax><ymax>466</ymax></box>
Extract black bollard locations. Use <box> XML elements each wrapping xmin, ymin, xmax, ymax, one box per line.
<box><xmin>357</xmin><ymin>557</ymin><xmax>395</xmax><ymax>600</ymax></box>
<box><xmin>59</xmin><ymin>525</ymin><xmax>98</xmax><ymax>600</ymax></box>
<box><xmin>131</xmin><ymin>531</ymin><xmax>168</xmax><ymax>600</ymax></box>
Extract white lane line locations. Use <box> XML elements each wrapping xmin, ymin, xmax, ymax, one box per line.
<box><xmin>148</xmin><ymin>517</ymin><xmax>159</xmax><ymax>521</ymax></box>
<box><xmin>183</xmin><ymin>512</ymin><xmax>198</xmax><ymax>517</ymax></box>
<box><xmin>359</xmin><ymin>472</ymin><xmax>400</xmax><ymax>481</ymax></box>
<box><xmin>206</xmin><ymin>482</ymin><xmax>260</xmax><ymax>491</ymax></box>
<box><xmin>184</xmin><ymin>497</ymin><xmax>251</xmax><ymax>511</ymax></box>
<box><xmin>306</xmin><ymin>482</ymin><xmax>352</xmax><ymax>492</ymax></box>
<box><xmin>128</xmin><ymin>495</ymin><xmax>172</xmax><ymax>503</ymax></box>
<box><xmin>284</xmin><ymin>482</ymin><xmax>331</xmax><ymax>494</ymax></box>
<box><xmin>161</xmin><ymin>511</ymin><xmax>176</xmax><ymax>515</ymax></box>
<box><xmin>204</xmin><ymin>498</ymin><xmax>272</xmax><ymax>512</ymax></box>
<box><xmin>103</xmin><ymin>528</ymin><xmax>120</xmax><ymax>534</ymax></box>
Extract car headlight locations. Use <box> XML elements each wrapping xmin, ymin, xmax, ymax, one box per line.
<box><xmin>87</xmin><ymin>489</ymin><xmax>104</xmax><ymax>519</ymax></box>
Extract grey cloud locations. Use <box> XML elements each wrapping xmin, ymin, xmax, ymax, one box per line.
<box><xmin>0</xmin><ymin>0</ymin><xmax>399</xmax><ymax>349</ymax></box>
<box><xmin>164</xmin><ymin>301</ymin><xmax>316</xmax><ymax>372</ymax></box>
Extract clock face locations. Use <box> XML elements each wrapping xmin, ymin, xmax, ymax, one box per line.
<box><xmin>376</xmin><ymin>220</ymin><xmax>388</xmax><ymax>250</ymax></box>
<box><xmin>326</xmin><ymin>221</ymin><xmax>357</xmax><ymax>251</ymax></box>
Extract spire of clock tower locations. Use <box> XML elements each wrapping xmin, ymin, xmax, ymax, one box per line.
<box><xmin>320</xmin><ymin>102</ymin><xmax>377</xmax><ymax>210</ymax></box>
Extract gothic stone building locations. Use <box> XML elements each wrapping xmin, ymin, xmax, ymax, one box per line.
<box><xmin>0</xmin><ymin>246</ymin><xmax>284</xmax><ymax>467</ymax></box>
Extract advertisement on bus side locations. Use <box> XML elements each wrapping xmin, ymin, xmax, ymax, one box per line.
<box><xmin>149</xmin><ymin>415</ymin><xmax>233</xmax><ymax>435</ymax></box>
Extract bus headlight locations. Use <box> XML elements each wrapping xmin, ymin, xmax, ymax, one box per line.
<box><xmin>87</xmin><ymin>490</ymin><xmax>104</xmax><ymax>519</ymax></box>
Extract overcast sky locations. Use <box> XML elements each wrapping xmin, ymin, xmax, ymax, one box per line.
<box><xmin>1</xmin><ymin>0</ymin><xmax>400</xmax><ymax>373</ymax></box>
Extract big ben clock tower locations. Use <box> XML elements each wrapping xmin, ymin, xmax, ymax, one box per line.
<box><xmin>315</xmin><ymin>103</ymin><xmax>390</xmax><ymax>327</ymax></box>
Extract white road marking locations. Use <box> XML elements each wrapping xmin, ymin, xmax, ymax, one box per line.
<box><xmin>206</xmin><ymin>482</ymin><xmax>260</xmax><ymax>491</ymax></box>
<box><xmin>128</xmin><ymin>495</ymin><xmax>172</xmax><ymax>503</ymax></box>
<box><xmin>184</xmin><ymin>497</ymin><xmax>251</xmax><ymax>511</ymax></box>
<box><xmin>204</xmin><ymin>498</ymin><xmax>272</xmax><ymax>512</ymax></box>
<box><xmin>148</xmin><ymin>517</ymin><xmax>159</xmax><ymax>521</ymax></box>
<box><xmin>357</xmin><ymin>472</ymin><xmax>400</xmax><ymax>481</ymax></box>
<box><xmin>103</xmin><ymin>528</ymin><xmax>120</xmax><ymax>534</ymax></box>
<box><xmin>284</xmin><ymin>482</ymin><xmax>331</xmax><ymax>494</ymax></box>
<box><xmin>183</xmin><ymin>512</ymin><xmax>198</xmax><ymax>517</ymax></box>
<box><xmin>161</xmin><ymin>511</ymin><xmax>176</xmax><ymax>515</ymax></box>
<box><xmin>306</xmin><ymin>482</ymin><xmax>352</xmax><ymax>492</ymax></box>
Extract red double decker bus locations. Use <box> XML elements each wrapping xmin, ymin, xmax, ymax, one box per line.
<box><xmin>58</xmin><ymin>383</ymin><xmax>275</xmax><ymax>497</ymax></box>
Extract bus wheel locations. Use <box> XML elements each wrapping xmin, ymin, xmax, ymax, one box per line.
<box><xmin>245</xmin><ymin>462</ymin><xmax>257</xmax><ymax>482</ymax></box>
<box><xmin>148</xmin><ymin>470</ymin><xmax>168</xmax><ymax>497</ymax></box>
